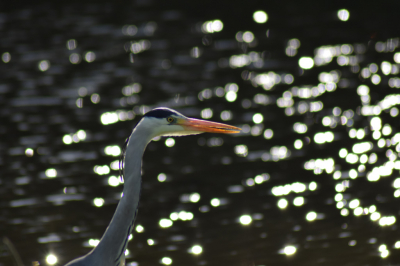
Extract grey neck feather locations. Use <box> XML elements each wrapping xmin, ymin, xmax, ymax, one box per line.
<box><xmin>65</xmin><ymin>121</ymin><xmax>153</xmax><ymax>266</ymax></box>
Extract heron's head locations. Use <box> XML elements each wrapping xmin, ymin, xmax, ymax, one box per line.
<box><xmin>140</xmin><ymin>107</ymin><xmax>241</xmax><ymax>138</ymax></box>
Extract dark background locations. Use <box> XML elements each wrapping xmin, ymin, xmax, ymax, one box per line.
<box><xmin>1</xmin><ymin>0</ymin><xmax>400</xmax><ymax>265</ymax></box>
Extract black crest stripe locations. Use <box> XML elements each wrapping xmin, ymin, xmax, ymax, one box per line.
<box><xmin>144</xmin><ymin>108</ymin><xmax>180</xmax><ymax>118</ymax></box>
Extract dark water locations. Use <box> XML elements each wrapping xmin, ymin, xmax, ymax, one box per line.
<box><xmin>1</xmin><ymin>1</ymin><xmax>400</xmax><ymax>265</ymax></box>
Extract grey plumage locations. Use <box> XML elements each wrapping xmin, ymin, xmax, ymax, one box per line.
<box><xmin>64</xmin><ymin>108</ymin><xmax>240</xmax><ymax>266</ymax></box>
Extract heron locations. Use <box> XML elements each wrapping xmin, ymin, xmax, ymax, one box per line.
<box><xmin>65</xmin><ymin>107</ymin><xmax>241</xmax><ymax>266</ymax></box>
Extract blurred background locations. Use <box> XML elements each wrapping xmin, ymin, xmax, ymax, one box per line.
<box><xmin>1</xmin><ymin>0</ymin><xmax>400</xmax><ymax>265</ymax></box>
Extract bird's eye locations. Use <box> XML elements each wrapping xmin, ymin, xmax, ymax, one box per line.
<box><xmin>167</xmin><ymin>117</ymin><xmax>174</xmax><ymax>123</ymax></box>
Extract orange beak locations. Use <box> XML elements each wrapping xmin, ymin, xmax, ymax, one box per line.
<box><xmin>178</xmin><ymin>118</ymin><xmax>241</xmax><ymax>134</ymax></box>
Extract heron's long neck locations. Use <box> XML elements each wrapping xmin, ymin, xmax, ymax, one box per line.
<box><xmin>88</xmin><ymin>126</ymin><xmax>151</xmax><ymax>265</ymax></box>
